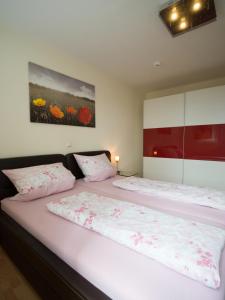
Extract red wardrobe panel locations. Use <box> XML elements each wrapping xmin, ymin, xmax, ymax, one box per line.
<box><xmin>143</xmin><ymin>127</ymin><xmax>184</xmax><ymax>158</ymax></box>
<box><xmin>184</xmin><ymin>124</ymin><xmax>225</xmax><ymax>162</ymax></box>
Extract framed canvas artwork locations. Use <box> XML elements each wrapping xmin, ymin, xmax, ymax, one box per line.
<box><xmin>29</xmin><ymin>62</ymin><xmax>95</xmax><ymax>127</ymax></box>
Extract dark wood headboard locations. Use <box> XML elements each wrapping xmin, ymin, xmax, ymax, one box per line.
<box><xmin>0</xmin><ymin>150</ymin><xmax>111</xmax><ymax>201</ymax></box>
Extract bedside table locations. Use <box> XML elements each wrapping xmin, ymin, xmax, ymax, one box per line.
<box><xmin>118</xmin><ymin>171</ymin><xmax>137</xmax><ymax>177</ymax></box>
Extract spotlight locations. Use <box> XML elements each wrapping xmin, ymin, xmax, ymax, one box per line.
<box><xmin>193</xmin><ymin>1</ymin><xmax>202</xmax><ymax>12</ymax></box>
<box><xmin>179</xmin><ymin>17</ymin><xmax>188</xmax><ymax>30</ymax></box>
<box><xmin>170</xmin><ymin>7</ymin><xmax>179</xmax><ymax>21</ymax></box>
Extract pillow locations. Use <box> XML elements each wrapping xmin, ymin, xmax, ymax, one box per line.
<box><xmin>74</xmin><ymin>153</ymin><xmax>116</xmax><ymax>182</ymax></box>
<box><xmin>2</xmin><ymin>162</ymin><xmax>75</xmax><ymax>201</ymax></box>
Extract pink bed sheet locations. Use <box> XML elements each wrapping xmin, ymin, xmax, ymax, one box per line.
<box><xmin>1</xmin><ymin>176</ymin><xmax>225</xmax><ymax>300</ymax></box>
<box><xmin>78</xmin><ymin>177</ymin><xmax>225</xmax><ymax>229</ymax></box>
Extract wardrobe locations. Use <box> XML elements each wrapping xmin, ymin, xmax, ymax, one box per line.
<box><xmin>143</xmin><ymin>85</ymin><xmax>225</xmax><ymax>190</ymax></box>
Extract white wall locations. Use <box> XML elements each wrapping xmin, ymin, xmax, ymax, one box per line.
<box><xmin>0</xmin><ymin>28</ymin><xmax>143</xmax><ymax>173</ymax></box>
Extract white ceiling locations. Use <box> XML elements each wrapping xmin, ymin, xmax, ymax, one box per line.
<box><xmin>1</xmin><ymin>0</ymin><xmax>225</xmax><ymax>92</ymax></box>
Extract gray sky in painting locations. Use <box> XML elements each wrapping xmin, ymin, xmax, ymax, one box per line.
<box><xmin>29</xmin><ymin>62</ymin><xmax>95</xmax><ymax>100</ymax></box>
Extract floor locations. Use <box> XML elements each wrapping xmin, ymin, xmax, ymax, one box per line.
<box><xmin>0</xmin><ymin>246</ymin><xmax>41</xmax><ymax>300</ymax></box>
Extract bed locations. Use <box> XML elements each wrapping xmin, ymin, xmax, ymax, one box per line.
<box><xmin>0</xmin><ymin>151</ymin><xmax>225</xmax><ymax>300</ymax></box>
<box><xmin>0</xmin><ymin>151</ymin><xmax>111</xmax><ymax>300</ymax></box>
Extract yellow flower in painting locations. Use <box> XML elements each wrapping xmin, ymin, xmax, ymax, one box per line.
<box><xmin>49</xmin><ymin>105</ymin><xmax>64</xmax><ymax>119</ymax></box>
<box><xmin>33</xmin><ymin>98</ymin><xmax>46</xmax><ymax>107</ymax></box>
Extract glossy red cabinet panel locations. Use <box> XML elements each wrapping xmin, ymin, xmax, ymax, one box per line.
<box><xmin>184</xmin><ymin>124</ymin><xmax>225</xmax><ymax>161</ymax></box>
<box><xmin>144</xmin><ymin>124</ymin><xmax>225</xmax><ymax>161</ymax></box>
<box><xmin>143</xmin><ymin>127</ymin><xmax>184</xmax><ymax>158</ymax></box>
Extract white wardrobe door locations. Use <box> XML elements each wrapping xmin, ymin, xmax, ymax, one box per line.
<box><xmin>143</xmin><ymin>157</ymin><xmax>183</xmax><ymax>183</ymax></box>
<box><xmin>184</xmin><ymin>84</ymin><xmax>225</xmax><ymax>189</ymax></box>
<box><xmin>183</xmin><ymin>160</ymin><xmax>225</xmax><ymax>190</ymax></box>
<box><xmin>143</xmin><ymin>94</ymin><xmax>184</xmax><ymax>183</ymax></box>
<box><xmin>185</xmin><ymin>85</ymin><xmax>225</xmax><ymax>126</ymax></box>
<box><xmin>144</xmin><ymin>94</ymin><xmax>184</xmax><ymax>129</ymax></box>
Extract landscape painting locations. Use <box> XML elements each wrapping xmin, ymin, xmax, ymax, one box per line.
<box><xmin>29</xmin><ymin>62</ymin><xmax>95</xmax><ymax>127</ymax></box>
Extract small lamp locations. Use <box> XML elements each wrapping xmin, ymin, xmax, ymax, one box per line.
<box><xmin>115</xmin><ymin>155</ymin><xmax>120</xmax><ymax>174</ymax></box>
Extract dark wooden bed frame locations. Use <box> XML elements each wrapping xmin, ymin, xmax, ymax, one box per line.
<box><xmin>0</xmin><ymin>151</ymin><xmax>112</xmax><ymax>300</ymax></box>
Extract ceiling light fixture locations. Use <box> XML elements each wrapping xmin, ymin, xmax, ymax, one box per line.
<box><xmin>159</xmin><ymin>0</ymin><xmax>216</xmax><ymax>37</ymax></box>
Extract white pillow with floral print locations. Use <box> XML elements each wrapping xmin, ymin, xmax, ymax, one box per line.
<box><xmin>3</xmin><ymin>163</ymin><xmax>75</xmax><ymax>201</ymax></box>
<box><xmin>74</xmin><ymin>153</ymin><xmax>116</xmax><ymax>182</ymax></box>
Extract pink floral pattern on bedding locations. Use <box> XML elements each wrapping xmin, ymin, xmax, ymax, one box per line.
<box><xmin>74</xmin><ymin>154</ymin><xmax>116</xmax><ymax>182</ymax></box>
<box><xmin>3</xmin><ymin>163</ymin><xmax>75</xmax><ymax>201</ymax></box>
<box><xmin>113</xmin><ymin>177</ymin><xmax>225</xmax><ymax>211</ymax></box>
<box><xmin>47</xmin><ymin>192</ymin><xmax>225</xmax><ymax>289</ymax></box>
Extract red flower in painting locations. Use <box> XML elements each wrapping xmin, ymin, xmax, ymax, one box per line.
<box><xmin>77</xmin><ymin>107</ymin><xmax>92</xmax><ymax>125</ymax></box>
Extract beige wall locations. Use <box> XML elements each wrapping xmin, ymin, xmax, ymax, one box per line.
<box><xmin>0</xmin><ymin>28</ymin><xmax>143</xmax><ymax>173</ymax></box>
<box><xmin>145</xmin><ymin>76</ymin><xmax>225</xmax><ymax>100</ymax></box>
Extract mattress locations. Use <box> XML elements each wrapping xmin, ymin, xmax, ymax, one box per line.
<box><xmin>1</xmin><ymin>176</ymin><xmax>225</xmax><ymax>300</ymax></box>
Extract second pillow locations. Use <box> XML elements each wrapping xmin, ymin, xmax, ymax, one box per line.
<box><xmin>74</xmin><ymin>153</ymin><xmax>116</xmax><ymax>182</ymax></box>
